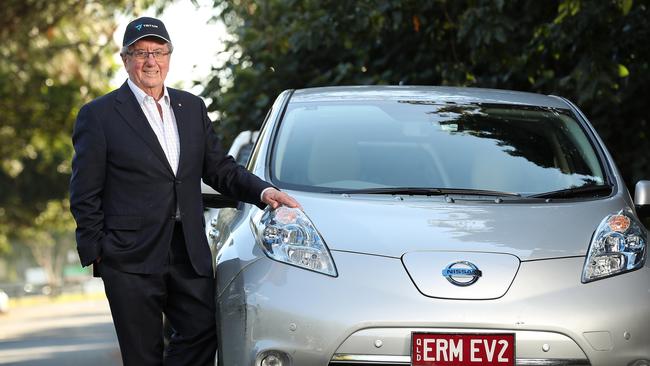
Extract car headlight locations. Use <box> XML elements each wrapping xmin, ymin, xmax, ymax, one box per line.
<box><xmin>582</xmin><ymin>210</ymin><xmax>647</xmax><ymax>283</ymax></box>
<box><xmin>251</xmin><ymin>206</ymin><xmax>337</xmax><ymax>277</ymax></box>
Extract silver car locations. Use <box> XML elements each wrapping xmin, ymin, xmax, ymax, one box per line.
<box><xmin>205</xmin><ymin>86</ymin><xmax>650</xmax><ymax>366</ymax></box>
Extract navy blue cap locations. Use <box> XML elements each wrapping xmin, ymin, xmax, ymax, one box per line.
<box><xmin>122</xmin><ymin>17</ymin><xmax>171</xmax><ymax>47</ymax></box>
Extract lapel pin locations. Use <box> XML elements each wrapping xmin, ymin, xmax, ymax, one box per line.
<box><xmin>178</xmin><ymin>103</ymin><xmax>182</xmax><ymax>107</ymax></box>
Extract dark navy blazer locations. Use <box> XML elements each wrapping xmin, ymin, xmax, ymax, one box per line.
<box><xmin>70</xmin><ymin>82</ymin><xmax>270</xmax><ymax>277</ymax></box>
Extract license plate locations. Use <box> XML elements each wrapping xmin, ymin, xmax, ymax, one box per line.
<box><xmin>411</xmin><ymin>332</ymin><xmax>515</xmax><ymax>366</ymax></box>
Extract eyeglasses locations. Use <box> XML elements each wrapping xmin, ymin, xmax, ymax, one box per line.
<box><xmin>126</xmin><ymin>50</ymin><xmax>171</xmax><ymax>61</ymax></box>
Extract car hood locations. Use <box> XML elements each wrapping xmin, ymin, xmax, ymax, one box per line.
<box><xmin>292</xmin><ymin>191</ymin><xmax>631</xmax><ymax>261</ymax></box>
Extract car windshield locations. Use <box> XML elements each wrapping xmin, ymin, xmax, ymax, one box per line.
<box><xmin>270</xmin><ymin>100</ymin><xmax>606</xmax><ymax>196</ymax></box>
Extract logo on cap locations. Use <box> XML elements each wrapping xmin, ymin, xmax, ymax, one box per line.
<box><xmin>135</xmin><ymin>23</ymin><xmax>159</xmax><ymax>31</ymax></box>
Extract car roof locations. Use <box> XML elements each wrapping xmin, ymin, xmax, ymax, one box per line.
<box><xmin>290</xmin><ymin>85</ymin><xmax>570</xmax><ymax>109</ymax></box>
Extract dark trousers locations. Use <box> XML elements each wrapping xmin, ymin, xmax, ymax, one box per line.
<box><xmin>100</xmin><ymin>222</ymin><xmax>217</xmax><ymax>366</ymax></box>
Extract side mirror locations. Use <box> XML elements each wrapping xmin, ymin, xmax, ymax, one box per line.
<box><xmin>634</xmin><ymin>180</ymin><xmax>650</xmax><ymax>219</ymax></box>
<box><xmin>201</xmin><ymin>182</ymin><xmax>238</xmax><ymax>209</ymax></box>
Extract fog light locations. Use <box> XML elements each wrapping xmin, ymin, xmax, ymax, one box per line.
<box><xmin>629</xmin><ymin>360</ymin><xmax>650</xmax><ymax>366</ymax></box>
<box><xmin>258</xmin><ymin>350</ymin><xmax>290</xmax><ymax>366</ymax></box>
<box><xmin>261</xmin><ymin>354</ymin><xmax>282</xmax><ymax>366</ymax></box>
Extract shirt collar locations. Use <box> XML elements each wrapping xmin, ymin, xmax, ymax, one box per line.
<box><xmin>127</xmin><ymin>78</ymin><xmax>170</xmax><ymax>106</ymax></box>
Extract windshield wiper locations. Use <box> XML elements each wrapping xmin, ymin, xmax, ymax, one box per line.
<box><xmin>328</xmin><ymin>187</ymin><xmax>521</xmax><ymax>197</ymax></box>
<box><xmin>328</xmin><ymin>187</ymin><xmax>444</xmax><ymax>195</ymax></box>
<box><xmin>527</xmin><ymin>184</ymin><xmax>613</xmax><ymax>199</ymax></box>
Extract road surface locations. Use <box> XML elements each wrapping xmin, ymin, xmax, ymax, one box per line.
<box><xmin>0</xmin><ymin>296</ymin><xmax>121</xmax><ymax>365</ymax></box>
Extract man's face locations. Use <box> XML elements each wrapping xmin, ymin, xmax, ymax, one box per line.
<box><xmin>122</xmin><ymin>38</ymin><xmax>170</xmax><ymax>97</ymax></box>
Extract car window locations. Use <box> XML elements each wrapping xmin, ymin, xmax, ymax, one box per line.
<box><xmin>235</xmin><ymin>143</ymin><xmax>255</xmax><ymax>165</ymax></box>
<box><xmin>270</xmin><ymin>100</ymin><xmax>606</xmax><ymax>195</ymax></box>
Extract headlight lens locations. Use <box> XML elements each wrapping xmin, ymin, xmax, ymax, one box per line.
<box><xmin>582</xmin><ymin>210</ymin><xmax>647</xmax><ymax>283</ymax></box>
<box><xmin>252</xmin><ymin>206</ymin><xmax>337</xmax><ymax>276</ymax></box>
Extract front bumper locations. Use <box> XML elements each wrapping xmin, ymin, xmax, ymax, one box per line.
<box><xmin>217</xmin><ymin>251</ymin><xmax>650</xmax><ymax>366</ymax></box>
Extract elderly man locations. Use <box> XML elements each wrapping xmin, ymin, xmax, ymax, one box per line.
<box><xmin>69</xmin><ymin>17</ymin><xmax>299</xmax><ymax>365</ymax></box>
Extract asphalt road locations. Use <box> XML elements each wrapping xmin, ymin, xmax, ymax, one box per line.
<box><xmin>0</xmin><ymin>296</ymin><xmax>121</xmax><ymax>365</ymax></box>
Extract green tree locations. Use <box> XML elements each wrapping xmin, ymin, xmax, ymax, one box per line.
<box><xmin>204</xmin><ymin>0</ymin><xmax>648</xmax><ymax>188</ymax></box>
<box><xmin>0</xmin><ymin>0</ymin><xmax>162</xmax><ymax>285</ymax></box>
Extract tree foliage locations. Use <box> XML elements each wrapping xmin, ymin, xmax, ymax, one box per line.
<box><xmin>204</xmin><ymin>0</ymin><xmax>649</xmax><ymax>188</ymax></box>
<box><xmin>0</xmin><ymin>0</ymin><xmax>160</xmax><ymax>281</ymax></box>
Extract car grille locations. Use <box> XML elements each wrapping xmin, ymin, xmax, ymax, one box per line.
<box><xmin>329</xmin><ymin>363</ymin><xmax>407</xmax><ymax>366</ymax></box>
<box><xmin>329</xmin><ymin>354</ymin><xmax>591</xmax><ymax>366</ymax></box>
<box><xmin>329</xmin><ymin>354</ymin><xmax>409</xmax><ymax>365</ymax></box>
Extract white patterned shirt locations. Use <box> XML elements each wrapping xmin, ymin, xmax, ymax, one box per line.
<box><xmin>127</xmin><ymin>78</ymin><xmax>180</xmax><ymax>176</ymax></box>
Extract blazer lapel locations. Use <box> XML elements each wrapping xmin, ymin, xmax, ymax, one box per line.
<box><xmin>169</xmin><ymin>89</ymin><xmax>189</xmax><ymax>175</ymax></box>
<box><xmin>114</xmin><ymin>82</ymin><xmax>174</xmax><ymax>175</ymax></box>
